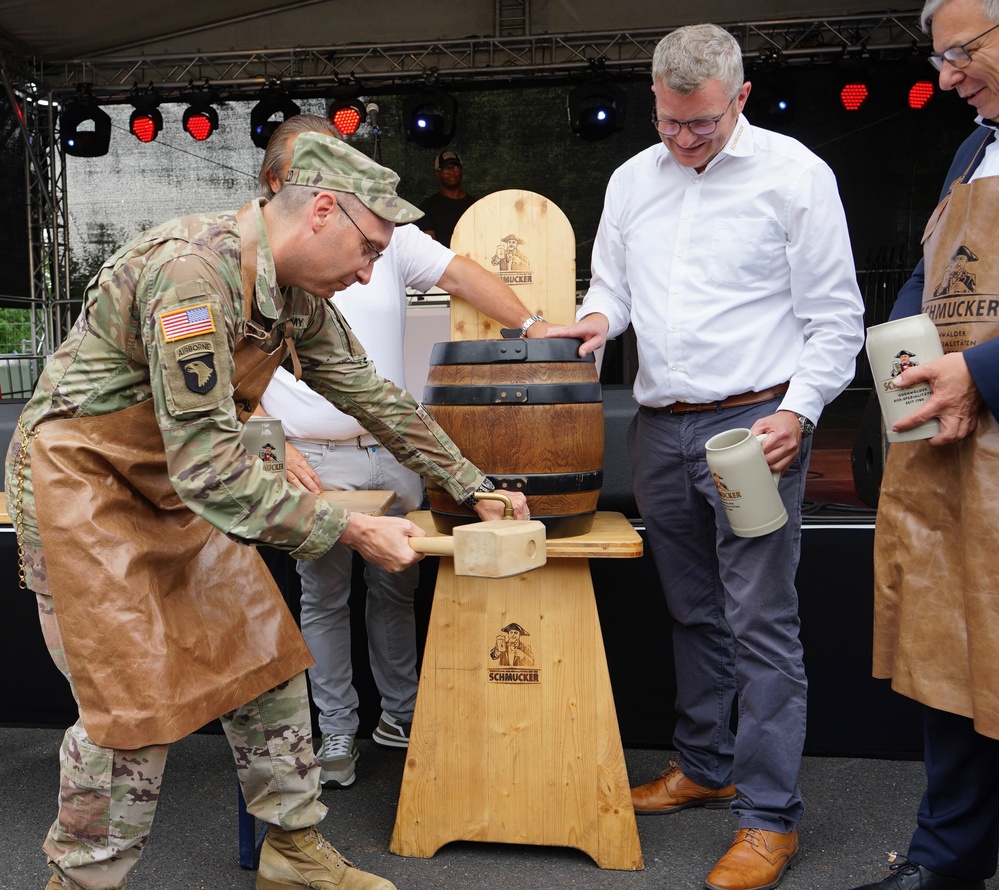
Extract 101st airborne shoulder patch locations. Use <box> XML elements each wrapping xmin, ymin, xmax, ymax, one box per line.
<box><xmin>175</xmin><ymin>339</ymin><xmax>218</xmax><ymax>394</ymax></box>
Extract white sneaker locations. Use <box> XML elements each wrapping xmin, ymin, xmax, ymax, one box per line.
<box><xmin>317</xmin><ymin>732</ymin><xmax>358</xmax><ymax>787</ymax></box>
<box><xmin>371</xmin><ymin>712</ymin><xmax>411</xmax><ymax>748</ymax></box>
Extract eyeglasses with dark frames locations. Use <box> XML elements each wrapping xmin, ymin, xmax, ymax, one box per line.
<box><xmin>928</xmin><ymin>20</ymin><xmax>999</xmax><ymax>71</ymax></box>
<box><xmin>338</xmin><ymin>203</ymin><xmax>384</xmax><ymax>265</ymax></box>
<box><xmin>652</xmin><ymin>97</ymin><xmax>736</xmax><ymax>137</ymax></box>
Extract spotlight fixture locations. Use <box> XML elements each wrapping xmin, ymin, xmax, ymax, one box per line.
<box><xmin>403</xmin><ymin>87</ymin><xmax>457</xmax><ymax>149</ymax></box>
<box><xmin>183</xmin><ymin>102</ymin><xmax>219</xmax><ymax>141</ymax></box>
<box><xmin>567</xmin><ymin>78</ymin><xmax>627</xmax><ymax>140</ymax></box>
<box><xmin>250</xmin><ymin>93</ymin><xmax>301</xmax><ymax>150</ymax></box>
<box><xmin>327</xmin><ymin>92</ymin><xmax>366</xmax><ymax>136</ymax></box>
<box><xmin>129</xmin><ymin>105</ymin><xmax>163</xmax><ymax>143</ymax></box>
<box><xmin>839</xmin><ymin>82</ymin><xmax>870</xmax><ymax>111</ymax></box>
<box><xmin>908</xmin><ymin>79</ymin><xmax>935</xmax><ymax>110</ymax></box>
<box><xmin>745</xmin><ymin>68</ymin><xmax>796</xmax><ymax>126</ymax></box>
<box><xmin>60</xmin><ymin>96</ymin><xmax>112</xmax><ymax>157</ymax></box>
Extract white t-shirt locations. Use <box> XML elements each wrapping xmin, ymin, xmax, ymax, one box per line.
<box><xmin>260</xmin><ymin>223</ymin><xmax>454</xmax><ymax>440</ymax></box>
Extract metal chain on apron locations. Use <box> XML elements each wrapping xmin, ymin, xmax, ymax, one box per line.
<box><xmin>12</xmin><ymin>417</ymin><xmax>38</xmax><ymax>588</ymax></box>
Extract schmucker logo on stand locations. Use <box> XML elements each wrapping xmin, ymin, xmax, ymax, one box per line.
<box><xmin>490</xmin><ymin>234</ymin><xmax>533</xmax><ymax>285</ymax></box>
<box><xmin>488</xmin><ymin>622</ymin><xmax>539</xmax><ymax>683</ymax></box>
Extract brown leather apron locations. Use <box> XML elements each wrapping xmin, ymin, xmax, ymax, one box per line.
<box><xmin>30</xmin><ymin>204</ymin><xmax>313</xmax><ymax>749</ymax></box>
<box><xmin>873</xmin><ymin>143</ymin><xmax>999</xmax><ymax>740</ymax></box>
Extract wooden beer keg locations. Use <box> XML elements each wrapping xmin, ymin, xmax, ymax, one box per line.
<box><xmin>423</xmin><ymin>337</ymin><xmax>603</xmax><ymax>538</ymax></box>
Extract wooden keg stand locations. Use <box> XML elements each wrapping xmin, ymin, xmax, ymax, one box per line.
<box><xmin>390</xmin><ymin>191</ymin><xmax>643</xmax><ymax>870</ymax></box>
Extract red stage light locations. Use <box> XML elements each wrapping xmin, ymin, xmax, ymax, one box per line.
<box><xmin>186</xmin><ymin>112</ymin><xmax>213</xmax><ymax>140</ymax></box>
<box><xmin>129</xmin><ymin>108</ymin><xmax>162</xmax><ymax>143</ymax></box>
<box><xmin>840</xmin><ymin>83</ymin><xmax>869</xmax><ymax>111</ymax></box>
<box><xmin>908</xmin><ymin>80</ymin><xmax>935</xmax><ymax>110</ymax></box>
<box><xmin>330</xmin><ymin>103</ymin><xmax>364</xmax><ymax>136</ymax></box>
<box><xmin>183</xmin><ymin>104</ymin><xmax>219</xmax><ymax>141</ymax></box>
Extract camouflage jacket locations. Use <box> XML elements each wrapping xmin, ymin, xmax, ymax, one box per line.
<box><xmin>5</xmin><ymin>199</ymin><xmax>483</xmax><ymax>574</ymax></box>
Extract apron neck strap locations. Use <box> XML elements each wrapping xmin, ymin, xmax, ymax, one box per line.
<box><xmin>235</xmin><ymin>201</ymin><xmax>302</xmax><ymax>381</ymax></box>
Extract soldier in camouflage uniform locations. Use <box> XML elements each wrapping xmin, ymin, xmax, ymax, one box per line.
<box><xmin>6</xmin><ymin>132</ymin><xmax>527</xmax><ymax>890</ymax></box>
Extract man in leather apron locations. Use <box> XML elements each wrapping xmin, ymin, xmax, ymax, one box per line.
<box><xmin>256</xmin><ymin>115</ymin><xmax>549</xmax><ymax>790</ymax></box>
<box><xmin>846</xmin><ymin>1</ymin><xmax>999</xmax><ymax>888</ymax></box>
<box><xmin>4</xmin><ymin>132</ymin><xmax>526</xmax><ymax>890</ymax></box>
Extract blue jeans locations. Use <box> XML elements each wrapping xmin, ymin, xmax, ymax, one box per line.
<box><xmin>629</xmin><ymin>400</ymin><xmax>809</xmax><ymax>833</ymax></box>
<box><xmin>294</xmin><ymin>436</ymin><xmax>423</xmax><ymax>736</ymax></box>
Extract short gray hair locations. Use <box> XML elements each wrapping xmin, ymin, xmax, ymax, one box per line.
<box><xmin>652</xmin><ymin>23</ymin><xmax>744</xmax><ymax>97</ymax></box>
<box><xmin>922</xmin><ymin>0</ymin><xmax>999</xmax><ymax>31</ymax></box>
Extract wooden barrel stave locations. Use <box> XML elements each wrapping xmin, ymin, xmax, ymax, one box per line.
<box><xmin>423</xmin><ymin>339</ymin><xmax>603</xmax><ymax>538</ymax></box>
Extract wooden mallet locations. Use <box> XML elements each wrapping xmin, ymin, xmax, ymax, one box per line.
<box><xmin>408</xmin><ymin>491</ymin><xmax>546</xmax><ymax>578</ymax></box>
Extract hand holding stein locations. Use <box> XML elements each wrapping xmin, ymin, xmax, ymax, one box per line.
<box><xmin>705</xmin><ymin>429</ymin><xmax>788</xmax><ymax>538</ymax></box>
<box><xmin>865</xmin><ymin>314</ymin><xmax>944</xmax><ymax>443</ymax></box>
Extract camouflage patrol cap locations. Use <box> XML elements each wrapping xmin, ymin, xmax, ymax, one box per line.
<box><xmin>284</xmin><ymin>131</ymin><xmax>423</xmax><ymax>224</ymax></box>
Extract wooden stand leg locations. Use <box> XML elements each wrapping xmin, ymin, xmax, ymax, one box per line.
<box><xmin>390</xmin><ymin>557</ymin><xmax>643</xmax><ymax>870</ymax></box>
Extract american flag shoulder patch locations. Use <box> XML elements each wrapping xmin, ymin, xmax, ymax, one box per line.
<box><xmin>159</xmin><ymin>303</ymin><xmax>216</xmax><ymax>342</ymax></box>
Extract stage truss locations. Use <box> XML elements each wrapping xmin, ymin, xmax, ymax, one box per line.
<box><xmin>2</xmin><ymin>9</ymin><xmax>925</xmax><ymax>353</ymax></box>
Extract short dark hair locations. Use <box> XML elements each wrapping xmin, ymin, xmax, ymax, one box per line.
<box><xmin>258</xmin><ymin>113</ymin><xmax>338</xmax><ymax>198</ymax></box>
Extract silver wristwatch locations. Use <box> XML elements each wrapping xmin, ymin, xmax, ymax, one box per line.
<box><xmin>795</xmin><ymin>413</ymin><xmax>815</xmax><ymax>438</ymax></box>
<box><xmin>462</xmin><ymin>476</ymin><xmax>495</xmax><ymax>506</ymax></box>
<box><xmin>519</xmin><ymin>314</ymin><xmax>546</xmax><ymax>337</ymax></box>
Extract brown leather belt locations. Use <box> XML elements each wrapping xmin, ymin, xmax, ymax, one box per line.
<box><xmin>653</xmin><ymin>382</ymin><xmax>790</xmax><ymax>415</ymax></box>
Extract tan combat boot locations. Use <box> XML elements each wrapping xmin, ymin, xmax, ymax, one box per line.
<box><xmin>256</xmin><ymin>825</ymin><xmax>396</xmax><ymax>890</ymax></box>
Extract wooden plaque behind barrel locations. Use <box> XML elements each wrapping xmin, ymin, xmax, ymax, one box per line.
<box><xmin>448</xmin><ymin>189</ymin><xmax>577</xmax><ymax>340</ymax></box>
<box><xmin>423</xmin><ymin>338</ymin><xmax>603</xmax><ymax>538</ymax></box>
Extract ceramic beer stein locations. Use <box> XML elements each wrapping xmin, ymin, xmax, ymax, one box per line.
<box><xmin>242</xmin><ymin>415</ymin><xmax>286</xmax><ymax>479</ymax></box>
<box><xmin>865</xmin><ymin>314</ymin><xmax>943</xmax><ymax>443</ymax></box>
<box><xmin>705</xmin><ymin>428</ymin><xmax>787</xmax><ymax>538</ymax></box>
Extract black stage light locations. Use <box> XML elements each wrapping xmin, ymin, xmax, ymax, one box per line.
<box><xmin>327</xmin><ymin>93</ymin><xmax>366</xmax><ymax>136</ymax></box>
<box><xmin>567</xmin><ymin>78</ymin><xmax>627</xmax><ymax>140</ymax></box>
<box><xmin>129</xmin><ymin>106</ymin><xmax>163</xmax><ymax>143</ymax></box>
<box><xmin>840</xmin><ymin>81</ymin><xmax>870</xmax><ymax>111</ymax></box>
<box><xmin>745</xmin><ymin>68</ymin><xmax>796</xmax><ymax>126</ymax></box>
<box><xmin>250</xmin><ymin>94</ymin><xmax>301</xmax><ymax>150</ymax></box>
<box><xmin>403</xmin><ymin>88</ymin><xmax>457</xmax><ymax>149</ymax></box>
<box><xmin>183</xmin><ymin>102</ymin><xmax>219</xmax><ymax>141</ymax></box>
<box><xmin>61</xmin><ymin>98</ymin><xmax>113</xmax><ymax>157</ymax></box>
<box><xmin>908</xmin><ymin>79</ymin><xmax>935</xmax><ymax>110</ymax></box>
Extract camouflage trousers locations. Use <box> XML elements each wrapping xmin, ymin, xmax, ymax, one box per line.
<box><xmin>35</xmin><ymin>591</ymin><xmax>328</xmax><ymax>890</ymax></box>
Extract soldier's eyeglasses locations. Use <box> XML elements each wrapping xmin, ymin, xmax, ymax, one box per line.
<box><xmin>338</xmin><ymin>204</ymin><xmax>384</xmax><ymax>265</ymax></box>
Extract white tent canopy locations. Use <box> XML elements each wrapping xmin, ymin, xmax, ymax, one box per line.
<box><xmin>0</xmin><ymin>1</ymin><xmax>928</xmax><ymax>107</ymax></box>
<box><xmin>0</xmin><ymin>1</ymin><xmax>925</xmax><ymax>61</ymax></box>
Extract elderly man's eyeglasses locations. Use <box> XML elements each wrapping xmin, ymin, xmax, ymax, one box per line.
<box><xmin>928</xmin><ymin>21</ymin><xmax>999</xmax><ymax>70</ymax></box>
<box><xmin>338</xmin><ymin>203</ymin><xmax>383</xmax><ymax>265</ymax></box>
<box><xmin>652</xmin><ymin>97</ymin><xmax>735</xmax><ymax>137</ymax></box>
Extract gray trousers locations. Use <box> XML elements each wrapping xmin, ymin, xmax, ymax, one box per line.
<box><xmin>293</xmin><ymin>436</ymin><xmax>423</xmax><ymax>736</ymax></box>
<box><xmin>629</xmin><ymin>399</ymin><xmax>810</xmax><ymax>833</ymax></box>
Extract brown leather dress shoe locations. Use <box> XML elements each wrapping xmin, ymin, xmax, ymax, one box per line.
<box><xmin>706</xmin><ymin>828</ymin><xmax>800</xmax><ymax>890</ymax></box>
<box><xmin>630</xmin><ymin>761</ymin><xmax>737</xmax><ymax>814</ymax></box>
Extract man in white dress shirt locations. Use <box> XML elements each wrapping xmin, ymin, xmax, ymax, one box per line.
<box><xmin>257</xmin><ymin>115</ymin><xmax>546</xmax><ymax>789</ymax></box>
<box><xmin>548</xmin><ymin>24</ymin><xmax>864</xmax><ymax>890</ymax></box>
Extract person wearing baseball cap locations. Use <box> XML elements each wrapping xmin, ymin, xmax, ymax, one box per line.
<box><xmin>284</xmin><ymin>130</ymin><xmax>423</xmax><ymax>225</ymax></box>
<box><xmin>417</xmin><ymin>147</ymin><xmax>476</xmax><ymax>248</ymax></box>
<box><xmin>14</xmin><ymin>124</ymin><xmax>527</xmax><ymax>890</ymax></box>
